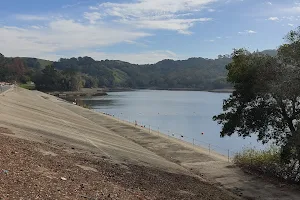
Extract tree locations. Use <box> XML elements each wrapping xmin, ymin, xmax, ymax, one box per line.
<box><xmin>34</xmin><ymin>65</ymin><xmax>63</xmax><ymax>91</ymax></box>
<box><xmin>213</xmin><ymin>29</ymin><xmax>300</xmax><ymax>163</ymax></box>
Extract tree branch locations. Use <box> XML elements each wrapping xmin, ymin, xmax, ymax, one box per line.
<box><xmin>278</xmin><ymin>98</ymin><xmax>296</xmax><ymax>134</ymax></box>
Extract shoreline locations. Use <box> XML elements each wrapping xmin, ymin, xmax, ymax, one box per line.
<box><xmin>46</xmin><ymin>88</ymin><xmax>234</xmax><ymax>97</ymax></box>
<box><xmin>99</xmin><ymin>112</ymin><xmax>230</xmax><ymax>162</ymax></box>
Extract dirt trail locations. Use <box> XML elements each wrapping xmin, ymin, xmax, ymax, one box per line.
<box><xmin>0</xmin><ymin>88</ymin><xmax>299</xmax><ymax>199</ymax></box>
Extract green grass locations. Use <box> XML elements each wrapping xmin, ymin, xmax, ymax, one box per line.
<box><xmin>234</xmin><ymin>147</ymin><xmax>280</xmax><ymax>167</ymax></box>
<box><xmin>20</xmin><ymin>83</ymin><xmax>36</xmax><ymax>90</ymax></box>
<box><xmin>234</xmin><ymin>147</ymin><xmax>300</xmax><ymax>183</ymax></box>
<box><xmin>112</xmin><ymin>69</ymin><xmax>129</xmax><ymax>85</ymax></box>
<box><xmin>37</xmin><ymin>59</ymin><xmax>53</xmax><ymax>68</ymax></box>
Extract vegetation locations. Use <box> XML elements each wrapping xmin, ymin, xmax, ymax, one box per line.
<box><xmin>234</xmin><ymin>147</ymin><xmax>300</xmax><ymax>183</ymax></box>
<box><xmin>1</xmin><ymin>50</ymin><xmax>279</xmax><ymax>92</ymax></box>
<box><xmin>0</xmin><ymin>53</ymin><xmax>236</xmax><ymax>91</ymax></box>
<box><xmin>214</xmin><ymin>27</ymin><xmax>300</xmax><ymax>182</ymax></box>
<box><xmin>20</xmin><ymin>83</ymin><xmax>36</xmax><ymax>90</ymax></box>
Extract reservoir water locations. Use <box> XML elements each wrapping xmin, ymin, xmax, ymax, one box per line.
<box><xmin>79</xmin><ymin>90</ymin><xmax>267</xmax><ymax>156</ymax></box>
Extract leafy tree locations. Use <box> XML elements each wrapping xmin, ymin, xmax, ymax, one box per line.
<box><xmin>34</xmin><ymin>65</ymin><xmax>63</xmax><ymax>91</ymax></box>
<box><xmin>213</xmin><ymin>29</ymin><xmax>300</xmax><ymax>163</ymax></box>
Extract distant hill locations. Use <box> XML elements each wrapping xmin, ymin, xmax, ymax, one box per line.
<box><xmin>1</xmin><ymin>50</ymin><xmax>276</xmax><ymax>91</ymax></box>
<box><xmin>50</xmin><ymin>56</ymin><xmax>232</xmax><ymax>90</ymax></box>
<box><xmin>261</xmin><ymin>49</ymin><xmax>277</xmax><ymax>56</ymax></box>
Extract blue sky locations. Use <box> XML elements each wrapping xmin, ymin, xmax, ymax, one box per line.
<box><xmin>0</xmin><ymin>0</ymin><xmax>299</xmax><ymax>64</ymax></box>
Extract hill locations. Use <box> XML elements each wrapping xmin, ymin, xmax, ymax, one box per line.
<box><xmin>261</xmin><ymin>49</ymin><xmax>277</xmax><ymax>56</ymax></box>
<box><xmin>50</xmin><ymin>56</ymin><xmax>232</xmax><ymax>90</ymax></box>
<box><xmin>1</xmin><ymin>50</ymin><xmax>277</xmax><ymax>91</ymax></box>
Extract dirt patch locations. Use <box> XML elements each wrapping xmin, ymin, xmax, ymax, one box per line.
<box><xmin>0</xmin><ymin>134</ymin><xmax>237</xmax><ymax>200</ymax></box>
<box><xmin>38</xmin><ymin>149</ymin><xmax>58</xmax><ymax>156</ymax></box>
<box><xmin>0</xmin><ymin>127</ymin><xmax>14</xmax><ymax>135</ymax></box>
<box><xmin>76</xmin><ymin>164</ymin><xmax>98</xmax><ymax>172</ymax></box>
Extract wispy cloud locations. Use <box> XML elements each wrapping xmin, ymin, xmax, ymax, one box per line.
<box><xmin>83</xmin><ymin>12</ymin><xmax>102</xmax><ymax>24</ymax></box>
<box><xmin>123</xmin><ymin>18</ymin><xmax>211</xmax><ymax>35</ymax></box>
<box><xmin>2</xmin><ymin>0</ymin><xmax>236</xmax><ymax>63</ymax></box>
<box><xmin>282</xmin><ymin>6</ymin><xmax>300</xmax><ymax>14</ymax></box>
<box><xmin>90</xmin><ymin>0</ymin><xmax>216</xmax><ymax>34</ymax></box>
<box><xmin>15</xmin><ymin>14</ymin><xmax>48</xmax><ymax>21</ymax></box>
<box><xmin>62</xmin><ymin>2</ymin><xmax>82</xmax><ymax>8</ymax></box>
<box><xmin>288</xmin><ymin>23</ymin><xmax>294</xmax><ymax>26</ymax></box>
<box><xmin>266</xmin><ymin>2</ymin><xmax>272</xmax><ymax>6</ymax></box>
<box><xmin>238</xmin><ymin>30</ymin><xmax>257</xmax><ymax>35</ymax></box>
<box><xmin>0</xmin><ymin>19</ymin><xmax>151</xmax><ymax>61</ymax></box>
<box><xmin>268</xmin><ymin>16</ymin><xmax>279</xmax><ymax>21</ymax></box>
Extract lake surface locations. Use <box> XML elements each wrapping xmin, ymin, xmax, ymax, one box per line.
<box><xmin>79</xmin><ymin>90</ymin><xmax>267</xmax><ymax>156</ymax></box>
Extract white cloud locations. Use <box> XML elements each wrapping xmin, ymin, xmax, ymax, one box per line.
<box><xmin>89</xmin><ymin>6</ymin><xmax>99</xmax><ymax>10</ymax></box>
<box><xmin>91</xmin><ymin>0</ymin><xmax>216</xmax><ymax>34</ymax></box>
<box><xmin>3</xmin><ymin>0</ymin><xmax>220</xmax><ymax>63</ymax></box>
<box><xmin>31</xmin><ymin>25</ymin><xmax>41</xmax><ymax>29</ymax></box>
<box><xmin>15</xmin><ymin>14</ymin><xmax>48</xmax><ymax>21</ymax></box>
<box><xmin>266</xmin><ymin>2</ymin><xmax>272</xmax><ymax>6</ymax></box>
<box><xmin>208</xmin><ymin>8</ymin><xmax>216</xmax><ymax>12</ymax></box>
<box><xmin>268</xmin><ymin>16</ymin><xmax>279</xmax><ymax>21</ymax></box>
<box><xmin>238</xmin><ymin>30</ymin><xmax>257</xmax><ymax>35</ymax></box>
<box><xmin>288</xmin><ymin>23</ymin><xmax>294</xmax><ymax>26</ymax></box>
<box><xmin>124</xmin><ymin>18</ymin><xmax>211</xmax><ymax>34</ymax></box>
<box><xmin>0</xmin><ymin>19</ymin><xmax>151</xmax><ymax>61</ymax></box>
<box><xmin>62</xmin><ymin>2</ymin><xmax>82</xmax><ymax>8</ymax></box>
<box><xmin>282</xmin><ymin>6</ymin><xmax>300</xmax><ymax>14</ymax></box>
<box><xmin>205</xmin><ymin>39</ymin><xmax>215</xmax><ymax>42</ymax></box>
<box><xmin>84</xmin><ymin>12</ymin><xmax>102</xmax><ymax>24</ymax></box>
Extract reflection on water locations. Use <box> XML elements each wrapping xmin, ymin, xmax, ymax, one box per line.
<box><xmin>79</xmin><ymin>90</ymin><xmax>269</xmax><ymax>156</ymax></box>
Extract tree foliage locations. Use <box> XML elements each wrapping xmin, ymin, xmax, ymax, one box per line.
<box><xmin>1</xmin><ymin>54</ymin><xmax>234</xmax><ymax>91</ymax></box>
<box><xmin>214</xmin><ymin>28</ymin><xmax>300</xmax><ymax>164</ymax></box>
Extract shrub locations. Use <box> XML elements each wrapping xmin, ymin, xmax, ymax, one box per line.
<box><xmin>234</xmin><ymin>147</ymin><xmax>300</xmax><ymax>183</ymax></box>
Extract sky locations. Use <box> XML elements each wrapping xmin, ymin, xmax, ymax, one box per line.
<box><xmin>0</xmin><ymin>0</ymin><xmax>299</xmax><ymax>64</ymax></box>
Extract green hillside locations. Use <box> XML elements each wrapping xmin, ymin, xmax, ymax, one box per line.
<box><xmin>1</xmin><ymin>53</ymin><xmax>240</xmax><ymax>91</ymax></box>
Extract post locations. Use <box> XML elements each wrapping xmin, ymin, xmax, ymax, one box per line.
<box><xmin>209</xmin><ymin>144</ymin><xmax>211</xmax><ymax>154</ymax></box>
<box><xmin>228</xmin><ymin>149</ymin><xmax>230</xmax><ymax>163</ymax></box>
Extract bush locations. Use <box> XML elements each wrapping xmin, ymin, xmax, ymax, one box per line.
<box><xmin>20</xmin><ymin>83</ymin><xmax>36</xmax><ymax>90</ymax></box>
<box><xmin>234</xmin><ymin>147</ymin><xmax>300</xmax><ymax>183</ymax></box>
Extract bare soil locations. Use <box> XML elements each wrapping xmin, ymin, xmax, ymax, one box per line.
<box><xmin>0</xmin><ymin>134</ymin><xmax>235</xmax><ymax>200</ymax></box>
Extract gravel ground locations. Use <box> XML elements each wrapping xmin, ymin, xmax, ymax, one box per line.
<box><xmin>0</xmin><ymin>133</ymin><xmax>237</xmax><ymax>200</ymax></box>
